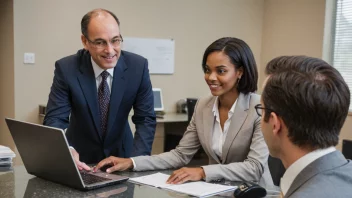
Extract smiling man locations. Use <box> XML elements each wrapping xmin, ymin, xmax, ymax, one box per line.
<box><xmin>44</xmin><ymin>9</ymin><xmax>156</xmax><ymax>170</ymax></box>
<box><xmin>258</xmin><ymin>56</ymin><xmax>352</xmax><ymax>197</ymax></box>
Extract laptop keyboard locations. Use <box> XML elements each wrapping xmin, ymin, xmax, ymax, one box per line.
<box><xmin>80</xmin><ymin>171</ymin><xmax>112</xmax><ymax>185</ymax></box>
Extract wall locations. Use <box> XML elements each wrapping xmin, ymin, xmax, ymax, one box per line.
<box><xmin>260</xmin><ymin>0</ymin><xmax>352</xmax><ymax>150</ymax></box>
<box><xmin>260</xmin><ymin>0</ymin><xmax>326</xmax><ymax>87</ymax></box>
<box><xmin>0</xmin><ymin>0</ymin><xmax>15</xmax><ymax>150</ymax></box>
<box><xmin>10</xmin><ymin>0</ymin><xmax>351</xmax><ymax>157</ymax></box>
<box><xmin>13</xmin><ymin>0</ymin><xmax>265</xmax><ymax>126</ymax></box>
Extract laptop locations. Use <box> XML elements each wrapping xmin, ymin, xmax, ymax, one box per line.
<box><xmin>5</xmin><ymin>118</ymin><xmax>129</xmax><ymax>190</ymax></box>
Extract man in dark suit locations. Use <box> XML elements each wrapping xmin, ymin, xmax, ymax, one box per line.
<box><xmin>257</xmin><ymin>56</ymin><xmax>352</xmax><ymax>197</ymax></box>
<box><xmin>44</xmin><ymin>9</ymin><xmax>156</xmax><ymax>170</ymax></box>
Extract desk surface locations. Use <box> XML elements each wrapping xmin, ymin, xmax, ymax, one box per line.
<box><xmin>156</xmin><ymin>112</ymin><xmax>188</xmax><ymax>123</ymax></box>
<box><xmin>0</xmin><ymin>166</ymin><xmax>280</xmax><ymax>198</ymax></box>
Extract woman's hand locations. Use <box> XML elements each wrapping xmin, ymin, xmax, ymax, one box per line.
<box><xmin>166</xmin><ymin>167</ymin><xmax>206</xmax><ymax>184</ymax></box>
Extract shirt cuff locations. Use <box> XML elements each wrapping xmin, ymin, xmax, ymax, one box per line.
<box><xmin>131</xmin><ymin>158</ymin><xmax>137</xmax><ymax>170</ymax></box>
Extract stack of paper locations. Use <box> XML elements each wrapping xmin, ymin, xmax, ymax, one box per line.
<box><xmin>0</xmin><ymin>145</ymin><xmax>16</xmax><ymax>168</ymax></box>
<box><xmin>129</xmin><ymin>172</ymin><xmax>236</xmax><ymax>197</ymax></box>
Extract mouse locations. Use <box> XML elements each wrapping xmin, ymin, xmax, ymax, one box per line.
<box><xmin>233</xmin><ymin>182</ymin><xmax>267</xmax><ymax>198</ymax></box>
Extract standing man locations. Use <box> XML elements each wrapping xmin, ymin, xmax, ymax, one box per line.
<box><xmin>44</xmin><ymin>9</ymin><xmax>156</xmax><ymax>170</ymax></box>
<box><xmin>257</xmin><ymin>56</ymin><xmax>352</xmax><ymax>197</ymax></box>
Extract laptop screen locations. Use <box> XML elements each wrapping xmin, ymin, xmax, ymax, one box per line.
<box><xmin>153</xmin><ymin>88</ymin><xmax>164</xmax><ymax>111</ymax></box>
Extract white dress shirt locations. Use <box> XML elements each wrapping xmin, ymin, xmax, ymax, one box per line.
<box><xmin>280</xmin><ymin>146</ymin><xmax>336</xmax><ymax>195</ymax></box>
<box><xmin>211</xmin><ymin>97</ymin><xmax>237</xmax><ymax>161</ymax></box>
<box><xmin>91</xmin><ymin>57</ymin><xmax>114</xmax><ymax>93</ymax></box>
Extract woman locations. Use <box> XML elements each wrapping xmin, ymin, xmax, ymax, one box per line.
<box><xmin>95</xmin><ymin>37</ymin><xmax>273</xmax><ymax>186</ymax></box>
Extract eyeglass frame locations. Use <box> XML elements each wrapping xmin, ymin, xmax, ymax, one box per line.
<box><xmin>85</xmin><ymin>35</ymin><xmax>123</xmax><ymax>49</ymax></box>
<box><xmin>254</xmin><ymin>104</ymin><xmax>277</xmax><ymax>117</ymax></box>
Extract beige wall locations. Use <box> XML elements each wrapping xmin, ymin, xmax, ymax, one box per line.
<box><xmin>0</xmin><ymin>0</ymin><xmax>15</xmax><ymax>150</ymax></box>
<box><xmin>13</xmin><ymin>0</ymin><xmax>264</xmax><ymax>126</ymax></box>
<box><xmin>259</xmin><ymin>0</ymin><xmax>326</xmax><ymax>87</ymax></box>
<box><xmin>6</xmin><ymin>0</ymin><xmax>351</xmax><ymax>152</ymax></box>
<box><xmin>260</xmin><ymin>0</ymin><xmax>352</xmax><ymax>150</ymax></box>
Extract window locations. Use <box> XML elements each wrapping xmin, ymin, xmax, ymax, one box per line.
<box><xmin>329</xmin><ymin>0</ymin><xmax>352</xmax><ymax>111</ymax></box>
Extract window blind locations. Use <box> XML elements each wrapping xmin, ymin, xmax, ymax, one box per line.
<box><xmin>332</xmin><ymin>0</ymin><xmax>352</xmax><ymax>111</ymax></box>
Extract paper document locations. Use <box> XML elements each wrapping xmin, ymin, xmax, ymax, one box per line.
<box><xmin>0</xmin><ymin>145</ymin><xmax>15</xmax><ymax>158</ymax></box>
<box><xmin>129</xmin><ymin>172</ymin><xmax>173</xmax><ymax>188</ymax></box>
<box><xmin>0</xmin><ymin>145</ymin><xmax>16</xmax><ymax>167</ymax></box>
<box><xmin>129</xmin><ymin>172</ymin><xmax>236</xmax><ymax>197</ymax></box>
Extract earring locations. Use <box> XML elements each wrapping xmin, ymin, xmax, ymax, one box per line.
<box><xmin>237</xmin><ymin>76</ymin><xmax>241</xmax><ymax>87</ymax></box>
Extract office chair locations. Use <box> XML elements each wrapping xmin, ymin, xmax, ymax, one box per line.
<box><xmin>164</xmin><ymin>98</ymin><xmax>198</xmax><ymax>153</ymax></box>
<box><xmin>186</xmin><ymin>98</ymin><xmax>198</xmax><ymax>122</ymax></box>
<box><xmin>342</xmin><ymin>139</ymin><xmax>352</xmax><ymax>160</ymax></box>
<box><xmin>268</xmin><ymin>155</ymin><xmax>286</xmax><ymax>186</ymax></box>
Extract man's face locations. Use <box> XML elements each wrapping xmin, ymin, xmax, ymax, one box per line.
<box><xmin>81</xmin><ymin>13</ymin><xmax>121</xmax><ymax>69</ymax></box>
<box><xmin>260</xmin><ymin>100</ymin><xmax>280</xmax><ymax>158</ymax></box>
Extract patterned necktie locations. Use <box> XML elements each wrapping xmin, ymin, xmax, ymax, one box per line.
<box><xmin>98</xmin><ymin>71</ymin><xmax>110</xmax><ymax>138</ymax></box>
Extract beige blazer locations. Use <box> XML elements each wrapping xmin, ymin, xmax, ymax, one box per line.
<box><xmin>133</xmin><ymin>93</ymin><xmax>273</xmax><ymax>186</ymax></box>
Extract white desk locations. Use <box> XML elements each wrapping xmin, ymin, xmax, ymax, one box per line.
<box><xmin>156</xmin><ymin>113</ymin><xmax>188</xmax><ymax>123</ymax></box>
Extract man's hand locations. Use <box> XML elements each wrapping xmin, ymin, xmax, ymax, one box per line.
<box><xmin>94</xmin><ymin>156</ymin><xmax>133</xmax><ymax>173</ymax></box>
<box><xmin>166</xmin><ymin>167</ymin><xmax>206</xmax><ymax>184</ymax></box>
<box><xmin>69</xmin><ymin>148</ymin><xmax>91</xmax><ymax>171</ymax></box>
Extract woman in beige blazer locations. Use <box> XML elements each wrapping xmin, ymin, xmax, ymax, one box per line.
<box><xmin>95</xmin><ymin>37</ymin><xmax>273</xmax><ymax>186</ymax></box>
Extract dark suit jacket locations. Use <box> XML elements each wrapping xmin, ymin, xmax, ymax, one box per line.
<box><xmin>44</xmin><ymin>49</ymin><xmax>156</xmax><ymax>164</ymax></box>
<box><xmin>286</xmin><ymin>150</ymin><xmax>352</xmax><ymax>198</ymax></box>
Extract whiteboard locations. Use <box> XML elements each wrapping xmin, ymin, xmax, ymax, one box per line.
<box><xmin>122</xmin><ymin>37</ymin><xmax>175</xmax><ymax>74</ymax></box>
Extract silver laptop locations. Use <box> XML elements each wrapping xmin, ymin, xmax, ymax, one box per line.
<box><xmin>5</xmin><ymin>118</ymin><xmax>129</xmax><ymax>190</ymax></box>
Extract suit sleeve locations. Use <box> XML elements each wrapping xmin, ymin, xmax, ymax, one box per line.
<box><xmin>43</xmin><ymin>61</ymin><xmax>71</xmax><ymax>132</ymax></box>
<box><xmin>132</xmin><ymin>103</ymin><xmax>201</xmax><ymax>170</ymax></box>
<box><xmin>130</xmin><ymin>59</ymin><xmax>157</xmax><ymax>156</ymax></box>
<box><xmin>202</xmin><ymin>115</ymin><xmax>269</xmax><ymax>183</ymax></box>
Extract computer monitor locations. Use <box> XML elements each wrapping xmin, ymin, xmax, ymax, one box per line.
<box><xmin>153</xmin><ymin>88</ymin><xmax>164</xmax><ymax>111</ymax></box>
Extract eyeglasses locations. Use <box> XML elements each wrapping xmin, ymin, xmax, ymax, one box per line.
<box><xmin>85</xmin><ymin>35</ymin><xmax>123</xmax><ymax>49</ymax></box>
<box><xmin>254</xmin><ymin>104</ymin><xmax>276</xmax><ymax>117</ymax></box>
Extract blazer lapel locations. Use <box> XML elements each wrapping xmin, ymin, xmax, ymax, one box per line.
<box><xmin>77</xmin><ymin>51</ymin><xmax>101</xmax><ymax>141</ymax></box>
<box><xmin>222</xmin><ymin>93</ymin><xmax>249</xmax><ymax>162</ymax></box>
<box><xmin>203</xmin><ymin>97</ymin><xmax>221</xmax><ymax>163</ymax></box>
<box><xmin>285</xmin><ymin>151</ymin><xmax>348</xmax><ymax>197</ymax></box>
<box><xmin>104</xmin><ymin>55</ymin><xmax>127</xmax><ymax>141</ymax></box>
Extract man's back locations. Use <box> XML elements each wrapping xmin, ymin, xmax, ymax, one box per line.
<box><xmin>287</xmin><ymin>151</ymin><xmax>352</xmax><ymax>198</ymax></box>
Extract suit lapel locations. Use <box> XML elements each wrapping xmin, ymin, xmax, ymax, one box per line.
<box><xmin>285</xmin><ymin>151</ymin><xmax>348</xmax><ymax>197</ymax></box>
<box><xmin>222</xmin><ymin>93</ymin><xmax>249</xmax><ymax>162</ymax></box>
<box><xmin>104</xmin><ymin>55</ymin><xmax>127</xmax><ymax>141</ymax></box>
<box><xmin>77</xmin><ymin>51</ymin><xmax>101</xmax><ymax>141</ymax></box>
<box><xmin>203</xmin><ymin>97</ymin><xmax>220</xmax><ymax>163</ymax></box>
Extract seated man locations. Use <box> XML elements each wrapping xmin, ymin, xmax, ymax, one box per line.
<box><xmin>258</xmin><ymin>56</ymin><xmax>352</xmax><ymax>197</ymax></box>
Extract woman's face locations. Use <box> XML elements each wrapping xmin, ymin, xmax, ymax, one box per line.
<box><xmin>204</xmin><ymin>51</ymin><xmax>243</xmax><ymax>97</ymax></box>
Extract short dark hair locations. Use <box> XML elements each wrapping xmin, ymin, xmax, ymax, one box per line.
<box><xmin>265</xmin><ymin>55</ymin><xmax>323</xmax><ymax>75</ymax></box>
<box><xmin>262</xmin><ymin>56</ymin><xmax>350</xmax><ymax>149</ymax></box>
<box><xmin>81</xmin><ymin>9</ymin><xmax>120</xmax><ymax>38</ymax></box>
<box><xmin>202</xmin><ymin>37</ymin><xmax>258</xmax><ymax>94</ymax></box>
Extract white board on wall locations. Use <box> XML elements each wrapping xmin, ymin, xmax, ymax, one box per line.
<box><xmin>122</xmin><ymin>37</ymin><xmax>175</xmax><ymax>74</ymax></box>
